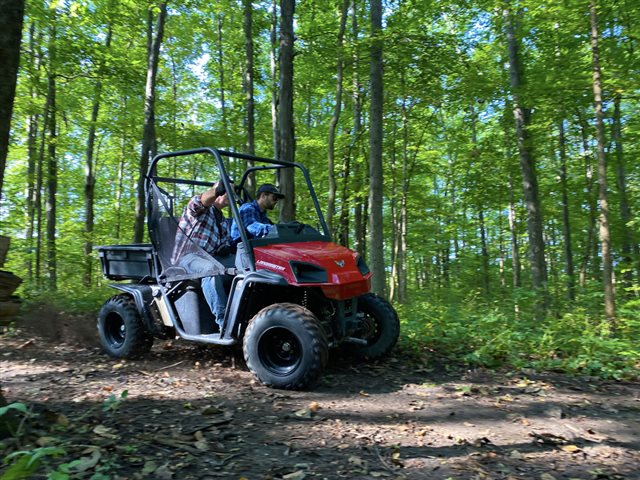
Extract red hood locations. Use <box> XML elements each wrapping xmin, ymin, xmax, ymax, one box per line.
<box><xmin>253</xmin><ymin>241</ymin><xmax>372</xmax><ymax>300</ymax></box>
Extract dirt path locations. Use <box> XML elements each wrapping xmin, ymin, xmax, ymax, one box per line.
<box><xmin>1</xmin><ymin>317</ymin><xmax>640</xmax><ymax>480</ymax></box>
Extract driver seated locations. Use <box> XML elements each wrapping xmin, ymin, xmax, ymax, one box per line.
<box><xmin>230</xmin><ymin>183</ymin><xmax>284</xmax><ymax>241</ymax></box>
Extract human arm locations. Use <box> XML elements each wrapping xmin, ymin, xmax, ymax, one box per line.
<box><xmin>239</xmin><ymin>202</ymin><xmax>272</xmax><ymax>238</ymax></box>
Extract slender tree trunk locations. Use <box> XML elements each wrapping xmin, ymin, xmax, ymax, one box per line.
<box><xmin>0</xmin><ymin>0</ymin><xmax>25</xmax><ymax>200</ymax></box>
<box><xmin>368</xmin><ymin>0</ymin><xmax>385</xmax><ymax>296</ymax></box>
<box><xmin>507</xmin><ymin>175</ymin><xmax>521</xmax><ymax>288</ymax></box>
<box><xmin>612</xmin><ymin>94</ymin><xmax>636</xmax><ymax>291</ymax></box>
<box><xmin>243</xmin><ymin>0</ymin><xmax>256</xmax><ymax>194</ymax></box>
<box><xmin>558</xmin><ymin>119</ymin><xmax>575</xmax><ymax>301</ymax></box>
<box><xmin>217</xmin><ymin>14</ymin><xmax>228</xmax><ymax>138</ymax></box>
<box><xmin>590</xmin><ymin>0</ymin><xmax>615</xmax><ymax>320</ymax></box>
<box><xmin>84</xmin><ymin>25</ymin><xmax>112</xmax><ymax>287</ymax></box>
<box><xmin>577</xmin><ymin>112</ymin><xmax>598</xmax><ymax>286</ymax></box>
<box><xmin>479</xmin><ymin>208</ymin><xmax>490</xmax><ymax>294</ymax></box>
<box><xmin>327</xmin><ymin>0</ymin><xmax>349</xmax><ymax>236</ymax></box>
<box><xmin>504</xmin><ymin>7</ymin><xmax>547</xmax><ymax>311</ymax></box>
<box><xmin>351</xmin><ymin>0</ymin><xmax>365</xmax><ymax>257</ymax></box>
<box><xmin>398</xmin><ymin>96</ymin><xmax>409</xmax><ymax>303</ymax></box>
<box><xmin>278</xmin><ymin>0</ymin><xmax>295</xmax><ymax>221</ymax></box>
<box><xmin>25</xmin><ymin>23</ymin><xmax>40</xmax><ymax>281</ymax></box>
<box><xmin>45</xmin><ymin>23</ymin><xmax>57</xmax><ymax>291</ymax></box>
<box><xmin>134</xmin><ymin>2</ymin><xmax>167</xmax><ymax>244</ymax></box>
<box><xmin>35</xmin><ymin>94</ymin><xmax>48</xmax><ymax>287</ymax></box>
<box><xmin>270</xmin><ymin>0</ymin><xmax>279</xmax><ymax>159</ymax></box>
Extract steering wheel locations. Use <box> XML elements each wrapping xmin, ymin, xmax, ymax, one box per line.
<box><xmin>282</xmin><ymin>221</ymin><xmax>306</xmax><ymax>234</ymax></box>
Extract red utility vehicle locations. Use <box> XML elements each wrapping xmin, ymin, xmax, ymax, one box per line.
<box><xmin>96</xmin><ymin>148</ymin><xmax>399</xmax><ymax>389</ymax></box>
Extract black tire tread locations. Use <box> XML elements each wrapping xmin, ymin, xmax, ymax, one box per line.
<box><xmin>352</xmin><ymin>294</ymin><xmax>400</xmax><ymax>360</ymax></box>
<box><xmin>97</xmin><ymin>294</ymin><xmax>153</xmax><ymax>359</ymax></box>
<box><xmin>243</xmin><ymin>303</ymin><xmax>328</xmax><ymax>390</ymax></box>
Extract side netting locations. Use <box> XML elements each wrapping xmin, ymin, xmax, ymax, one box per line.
<box><xmin>148</xmin><ymin>181</ymin><xmax>226</xmax><ymax>282</ymax></box>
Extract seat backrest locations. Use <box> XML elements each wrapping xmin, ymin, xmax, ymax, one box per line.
<box><xmin>155</xmin><ymin>216</ymin><xmax>179</xmax><ymax>264</ymax></box>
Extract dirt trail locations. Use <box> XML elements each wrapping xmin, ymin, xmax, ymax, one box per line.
<box><xmin>1</xmin><ymin>311</ymin><xmax>639</xmax><ymax>479</ymax></box>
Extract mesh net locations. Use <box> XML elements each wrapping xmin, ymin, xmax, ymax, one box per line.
<box><xmin>148</xmin><ymin>181</ymin><xmax>226</xmax><ymax>282</ymax></box>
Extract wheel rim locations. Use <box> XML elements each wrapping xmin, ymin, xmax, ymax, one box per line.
<box><xmin>357</xmin><ymin>311</ymin><xmax>381</xmax><ymax>345</ymax></box>
<box><xmin>257</xmin><ymin>327</ymin><xmax>302</xmax><ymax>376</ymax></box>
<box><xmin>104</xmin><ymin>312</ymin><xmax>126</xmax><ymax>348</ymax></box>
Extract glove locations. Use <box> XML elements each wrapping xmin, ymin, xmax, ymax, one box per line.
<box><xmin>214</xmin><ymin>182</ymin><xmax>226</xmax><ymax>197</ymax></box>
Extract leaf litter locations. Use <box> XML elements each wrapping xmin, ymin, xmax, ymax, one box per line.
<box><xmin>1</xmin><ymin>332</ymin><xmax>639</xmax><ymax>479</ymax></box>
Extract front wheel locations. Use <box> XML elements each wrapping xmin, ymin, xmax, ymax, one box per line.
<box><xmin>97</xmin><ymin>294</ymin><xmax>153</xmax><ymax>359</ymax></box>
<box><xmin>351</xmin><ymin>294</ymin><xmax>400</xmax><ymax>360</ymax></box>
<box><xmin>243</xmin><ymin>303</ymin><xmax>328</xmax><ymax>390</ymax></box>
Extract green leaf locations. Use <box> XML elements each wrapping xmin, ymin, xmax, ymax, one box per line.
<box><xmin>0</xmin><ymin>403</ymin><xmax>28</xmax><ymax>417</ymax></box>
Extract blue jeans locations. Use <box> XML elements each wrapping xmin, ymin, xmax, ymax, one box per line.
<box><xmin>179</xmin><ymin>253</ymin><xmax>236</xmax><ymax>327</ymax></box>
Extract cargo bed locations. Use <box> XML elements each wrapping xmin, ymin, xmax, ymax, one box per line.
<box><xmin>96</xmin><ymin>244</ymin><xmax>156</xmax><ymax>281</ymax></box>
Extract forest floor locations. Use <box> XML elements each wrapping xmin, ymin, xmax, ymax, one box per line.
<box><xmin>1</xmin><ymin>305</ymin><xmax>640</xmax><ymax>480</ymax></box>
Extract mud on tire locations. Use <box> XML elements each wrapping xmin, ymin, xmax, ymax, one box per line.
<box><xmin>351</xmin><ymin>294</ymin><xmax>400</xmax><ymax>360</ymax></box>
<box><xmin>243</xmin><ymin>303</ymin><xmax>328</xmax><ymax>390</ymax></box>
<box><xmin>97</xmin><ymin>294</ymin><xmax>153</xmax><ymax>359</ymax></box>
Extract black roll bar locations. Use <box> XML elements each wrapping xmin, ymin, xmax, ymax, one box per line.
<box><xmin>144</xmin><ymin>147</ymin><xmax>331</xmax><ymax>273</ymax></box>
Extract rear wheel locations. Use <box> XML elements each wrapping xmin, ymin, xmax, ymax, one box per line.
<box><xmin>243</xmin><ymin>303</ymin><xmax>328</xmax><ymax>390</ymax></box>
<box><xmin>351</xmin><ymin>294</ymin><xmax>400</xmax><ymax>360</ymax></box>
<box><xmin>97</xmin><ymin>295</ymin><xmax>153</xmax><ymax>359</ymax></box>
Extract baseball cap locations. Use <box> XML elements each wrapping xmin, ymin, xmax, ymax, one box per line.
<box><xmin>257</xmin><ymin>183</ymin><xmax>285</xmax><ymax>199</ymax></box>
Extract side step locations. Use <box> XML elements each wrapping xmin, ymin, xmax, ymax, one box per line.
<box><xmin>177</xmin><ymin>331</ymin><xmax>236</xmax><ymax>346</ymax></box>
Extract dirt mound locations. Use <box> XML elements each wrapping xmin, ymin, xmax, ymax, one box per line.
<box><xmin>16</xmin><ymin>302</ymin><xmax>98</xmax><ymax>346</ymax></box>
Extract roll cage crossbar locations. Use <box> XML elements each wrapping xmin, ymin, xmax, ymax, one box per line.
<box><xmin>144</xmin><ymin>147</ymin><xmax>331</xmax><ymax>273</ymax></box>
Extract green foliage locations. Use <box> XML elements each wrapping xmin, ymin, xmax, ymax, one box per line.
<box><xmin>400</xmin><ymin>294</ymin><xmax>640</xmax><ymax>380</ymax></box>
<box><xmin>102</xmin><ymin>390</ymin><xmax>128</xmax><ymax>413</ymax></box>
<box><xmin>1</xmin><ymin>448</ymin><xmax>66</xmax><ymax>480</ymax></box>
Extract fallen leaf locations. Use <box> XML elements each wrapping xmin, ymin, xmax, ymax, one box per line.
<box><xmin>560</xmin><ymin>445</ymin><xmax>581</xmax><ymax>453</ymax></box>
<box><xmin>93</xmin><ymin>425</ymin><xmax>118</xmax><ymax>439</ymax></box>
<box><xmin>142</xmin><ymin>460</ymin><xmax>158</xmax><ymax>475</ymax></box>
<box><xmin>359</xmin><ymin>390</ymin><xmax>370</xmax><ymax>397</ymax></box>
<box><xmin>202</xmin><ymin>405</ymin><xmax>222</xmax><ymax>415</ymax></box>
<box><xmin>294</xmin><ymin>408</ymin><xmax>313</xmax><ymax>419</ymax></box>
<box><xmin>65</xmin><ymin>448</ymin><xmax>102</xmax><ymax>473</ymax></box>
<box><xmin>194</xmin><ymin>439</ymin><xmax>209</xmax><ymax>451</ymax></box>
<box><xmin>348</xmin><ymin>455</ymin><xmax>368</xmax><ymax>468</ymax></box>
<box><xmin>540</xmin><ymin>474</ymin><xmax>556</xmax><ymax>480</ymax></box>
<box><xmin>283</xmin><ymin>471</ymin><xmax>306</xmax><ymax>480</ymax></box>
<box><xmin>509</xmin><ymin>450</ymin><xmax>523</xmax><ymax>460</ymax></box>
<box><xmin>155</xmin><ymin>462</ymin><xmax>174</xmax><ymax>479</ymax></box>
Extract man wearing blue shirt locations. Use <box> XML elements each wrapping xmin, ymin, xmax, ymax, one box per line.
<box><xmin>231</xmin><ymin>183</ymin><xmax>284</xmax><ymax>240</ymax></box>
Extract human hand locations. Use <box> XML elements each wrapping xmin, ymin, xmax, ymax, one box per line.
<box><xmin>214</xmin><ymin>182</ymin><xmax>226</xmax><ymax>197</ymax></box>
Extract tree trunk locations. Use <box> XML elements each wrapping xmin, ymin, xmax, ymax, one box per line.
<box><xmin>0</xmin><ymin>0</ymin><xmax>25</xmax><ymax>200</ymax></box>
<box><xmin>504</xmin><ymin>7</ymin><xmax>547</xmax><ymax>311</ymax></box>
<box><xmin>270</xmin><ymin>0</ymin><xmax>279</xmax><ymax>159</ymax></box>
<box><xmin>351</xmin><ymin>0</ymin><xmax>365</xmax><ymax>257</ymax></box>
<box><xmin>368</xmin><ymin>0</ymin><xmax>385</xmax><ymax>296</ymax></box>
<box><xmin>35</xmin><ymin>93</ymin><xmax>48</xmax><ymax>288</ymax></box>
<box><xmin>84</xmin><ymin>24</ymin><xmax>112</xmax><ymax>287</ymax></box>
<box><xmin>326</xmin><ymin>0</ymin><xmax>349</xmax><ymax>236</ymax></box>
<box><xmin>134</xmin><ymin>2</ymin><xmax>167</xmax><ymax>244</ymax></box>
<box><xmin>243</xmin><ymin>0</ymin><xmax>256</xmax><ymax>193</ymax></box>
<box><xmin>479</xmin><ymin>208</ymin><xmax>490</xmax><ymax>294</ymax></box>
<box><xmin>45</xmin><ymin>23</ymin><xmax>57</xmax><ymax>291</ymax></box>
<box><xmin>558</xmin><ymin>119</ymin><xmax>575</xmax><ymax>301</ymax></box>
<box><xmin>612</xmin><ymin>94</ymin><xmax>636</xmax><ymax>292</ymax></box>
<box><xmin>25</xmin><ymin>23</ymin><xmax>40</xmax><ymax>282</ymax></box>
<box><xmin>590</xmin><ymin>0</ymin><xmax>615</xmax><ymax>320</ymax></box>
<box><xmin>507</xmin><ymin>174</ymin><xmax>521</xmax><ymax>288</ymax></box>
<box><xmin>278</xmin><ymin>0</ymin><xmax>295</xmax><ymax>222</ymax></box>
<box><xmin>577</xmin><ymin>112</ymin><xmax>598</xmax><ymax>286</ymax></box>
<box><xmin>217</xmin><ymin>13</ymin><xmax>228</xmax><ymax>139</ymax></box>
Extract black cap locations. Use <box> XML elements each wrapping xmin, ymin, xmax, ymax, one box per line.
<box><xmin>257</xmin><ymin>183</ymin><xmax>285</xmax><ymax>199</ymax></box>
